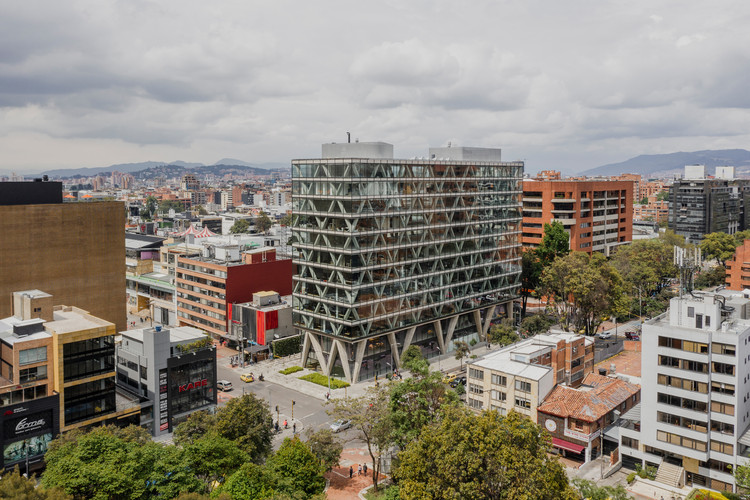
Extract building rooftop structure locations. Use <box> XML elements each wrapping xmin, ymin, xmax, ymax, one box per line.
<box><xmin>537</xmin><ymin>373</ymin><xmax>640</xmax><ymax>423</ymax></box>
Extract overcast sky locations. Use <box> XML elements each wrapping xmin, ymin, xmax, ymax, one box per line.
<box><xmin>2</xmin><ymin>1</ymin><xmax>750</xmax><ymax>175</ymax></box>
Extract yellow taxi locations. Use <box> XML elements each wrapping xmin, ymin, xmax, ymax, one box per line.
<box><xmin>240</xmin><ymin>373</ymin><xmax>254</xmax><ymax>383</ymax></box>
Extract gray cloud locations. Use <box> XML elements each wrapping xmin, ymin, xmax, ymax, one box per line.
<box><xmin>1</xmin><ymin>0</ymin><xmax>750</xmax><ymax>173</ymax></box>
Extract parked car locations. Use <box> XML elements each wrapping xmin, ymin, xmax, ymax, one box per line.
<box><xmin>330</xmin><ymin>419</ymin><xmax>351</xmax><ymax>433</ymax></box>
<box><xmin>449</xmin><ymin>376</ymin><xmax>467</xmax><ymax>388</ymax></box>
<box><xmin>442</xmin><ymin>373</ymin><xmax>457</xmax><ymax>384</ymax></box>
<box><xmin>240</xmin><ymin>373</ymin><xmax>255</xmax><ymax>383</ymax></box>
<box><xmin>596</xmin><ymin>331</ymin><xmax>613</xmax><ymax>340</ymax></box>
<box><xmin>217</xmin><ymin>380</ymin><xmax>233</xmax><ymax>391</ymax></box>
<box><xmin>625</xmin><ymin>331</ymin><xmax>640</xmax><ymax>341</ymax></box>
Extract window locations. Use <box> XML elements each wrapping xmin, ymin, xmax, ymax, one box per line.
<box><xmin>710</xmin><ymin>441</ymin><xmax>734</xmax><ymax>455</ymax></box>
<box><xmin>712</xmin><ymin>362</ymin><xmax>735</xmax><ymax>376</ymax></box>
<box><xmin>656</xmin><ymin>430</ymin><xmax>706</xmax><ymax>451</ymax></box>
<box><xmin>711</xmin><ymin>381</ymin><xmax>735</xmax><ymax>396</ymax></box>
<box><xmin>19</xmin><ymin>365</ymin><xmax>47</xmax><ymax>383</ymax></box>
<box><xmin>657</xmin><ymin>393</ymin><xmax>708</xmax><ymax>413</ymax></box>
<box><xmin>688</xmin><ymin>307</ymin><xmax>694</xmax><ymax>318</ymax></box>
<box><xmin>711</xmin><ymin>420</ymin><xmax>734</xmax><ymax>435</ymax></box>
<box><xmin>712</xmin><ymin>343</ymin><xmax>736</xmax><ymax>356</ymax></box>
<box><xmin>711</xmin><ymin>401</ymin><xmax>734</xmax><ymax>416</ymax></box>
<box><xmin>657</xmin><ymin>374</ymin><xmax>708</xmax><ymax>393</ymax></box>
<box><xmin>469</xmin><ymin>384</ymin><xmax>484</xmax><ymax>395</ymax></box>
<box><xmin>469</xmin><ymin>368</ymin><xmax>484</xmax><ymax>380</ymax></box>
<box><xmin>491</xmin><ymin>390</ymin><xmax>506</xmax><ymax>401</ymax></box>
<box><xmin>491</xmin><ymin>374</ymin><xmax>507</xmax><ymax>386</ymax></box>
<box><xmin>515</xmin><ymin>397</ymin><xmax>531</xmax><ymax>409</ymax></box>
<box><xmin>515</xmin><ymin>380</ymin><xmax>532</xmax><ymax>392</ymax></box>
<box><xmin>19</xmin><ymin>347</ymin><xmax>47</xmax><ymax>365</ymax></box>
<box><xmin>622</xmin><ymin>436</ymin><xmax>639</xmax><ymax>449</ymax></box>
<box><xmin>468</xmin><ymin>398</ymin><xmax>483</xmax><ymax>410</ymax></box>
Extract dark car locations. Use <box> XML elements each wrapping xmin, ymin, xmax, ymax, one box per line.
<box><xmin>625</xmin><ymin>331</ymin><xmax>640</xmax><ymax>341</ymax></box>
<box><xmin>449</xmin><ymin>376</ymin><xmax>467</xmax><ymax>388</ymax></box>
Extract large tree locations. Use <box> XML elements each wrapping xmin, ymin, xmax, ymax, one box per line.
<box><xmin>388</xmin><ymin>367</ymin><xmax>458</xmax><ymax>450</ymax></box>
<box><xmin>327</xmin><ymin>384</ymin><xmax>393</xmax><ymax>490</ymax></box>
<box><xmin>0</xmin><ymin>467</ymin><xmax>70</xmax><ymax>499</ymax></box>
<box><xmin>182</xmin><ymin>434</ymin><xmax>248</xmax><ymax>492</ymax></box>
<box><xmin>255</xmin><ymin>211</ymin><xmax>274</xmax><ymax>234</ymax></box>
<box><xmin>42</xmin><ymin>426</ymin><xmax>160</xmax><ymax>499</ymax></box>
<box><xmin>520</xmin><ymin>249</ymin><xmax>543</xmax><ymax>317</ymax></box>
<box><xmin>229</xmin><ymin>218</ymin><xmax>252</xmax><ymax>234</ymax></box>
<box><xmin>487</xmin><ymin>320</ymin><xmax>519</xmax><ymax>346</ymax></box>
<box><xmin>393</xmin><ymin>409</ymin><xmax>576</xmax><ymax>500</ymax></box>
<box><xmin>453</xmin><ymin>340</ymin><xmax>470</xmax><ymax>371</ymax></box>
<box><xmin>266</xmin><ymin>436</ymin><xmax>326</xmax><ymax>498</ymax></box>
<box><xmin>304</xmin><ymin>428</ymin><xmax>343</xmax><ymax>472</ymax></box>
<box><xmin>214</xmin><ymin>393</ymin><xmax>274</xmax><ymax>463</ymax></box>
<box><xmin>700</xmin><ymin>231</ymin><xmax>737</xmax><ymax>267</ymax></box>
<box><xmin>400</xmin><ymin>344</ymin><xmax>429</xmax><ymax>375</ymax></box>
<box><xmin>173</xmin><ymin>409</ymin><xmax>217</xmax><ymax>447</ymax></box>
<box><xmin>536</xmin><ymin>221</ymin><xmax>570</xmax><ymax>266</ymax></box>
<box><xmin>541</xmin><ymin>252</ymin><xmax>624</xmax><ymax>335</ymax></box>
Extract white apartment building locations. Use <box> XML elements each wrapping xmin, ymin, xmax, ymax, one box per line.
<box><xmin>622</xmin><ymin>291</ymin><xmax>750</xmax><ymax>493</ymax></box>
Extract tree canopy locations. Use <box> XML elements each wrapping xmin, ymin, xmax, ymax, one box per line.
<box><xmin>541</xmin><ymin>252</ymin><xmax>624</xmax><ymax>335</ymax></box>
<box><xmin>327</xmin><ymin>384</ymin><xmax>393</xmax><ymax>490</ymax></box>
<box><xmin>700</xmin><ymin>231</ymin><xmax>738</xmax><ymax>267</ymax></box>
<box><xmin>487</xmin><ymin>320</ymin><xmax>519</xmax><ymax>347</ymax></box>
<box><xmin>393</xmin><ymin>408</ymin><xmax>576</xmax><ymax>500</ymax></box>
<box><xmin>536</xmin><ymin>221</ymin><xmax>570</xmax><ymax>266</ymax></box>
<box><xmin>229</xmin><ymin>218</ymin><xmax>252</xmax><ymax>234</ymax></box>
<box><xmin>520</xmin><ymin>249</ymin><xmax>543</xmax><ymax>317</ymax></box>
<box><xmin>255</xmin><ymin>211</ymin><xmax>274</xmax><ymax>234</ymax></box>
<box><xmin>214</xmin><ymin>393</ymin><xmax>274</xmax><ymax>462</ymax></box>
<box><xmin>303</xmin><ymin>428</ymin><xmax>343</xmax><ymax>472</ymax></box>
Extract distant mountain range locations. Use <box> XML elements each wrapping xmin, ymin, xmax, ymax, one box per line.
<box><xmin>38</xmin><ymin>160</ymin><xmax>289</xmax><ymax>179</ymax></box>
<box><xmin>580</xmin><ymin>149</ymin><xmax>750</xmax><ymax>178</ymax></box>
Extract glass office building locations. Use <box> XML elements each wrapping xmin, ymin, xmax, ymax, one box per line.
<box><xmin>292</xmin><ymin>143</ymin><xmax>522</xmax><ymax>382</ymax></box>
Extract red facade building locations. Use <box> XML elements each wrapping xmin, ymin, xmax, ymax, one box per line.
<box><xmin>175</xmin><ymin>247</ymin><xmax>293</xmax><ymax>338</ymax></box>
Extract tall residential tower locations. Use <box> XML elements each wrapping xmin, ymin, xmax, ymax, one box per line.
<box><xmin>292</xmin><ymin>143</ymin><xmax>522</xmax><ymax>382</ymax></box>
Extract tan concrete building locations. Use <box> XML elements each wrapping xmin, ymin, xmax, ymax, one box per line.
<box><xmin>0</xmin><ymin>182</ymin><xmax>126</xmax><ymax>331</ymax></box>
<box><xmin>465</xmin><ymin>332</ymin><xmax>595</xmax><ymax>421</ymax></box>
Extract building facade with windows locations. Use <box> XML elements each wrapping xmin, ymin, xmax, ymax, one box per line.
<box><xmin>292</xmin><ymin>143</ymin><xmax>522</xmax><ymax>382</ymax></box>
<box><xmin>116</xmin><ymin>325</ymin><xmax>217</xmax><ymax>437</ymax></box>
<box><xmin>726</xmin><ymin>240</ymin><xmax>750</xmax><ymax>291</ymax></box>
<box><xmin>668</xmin><ymin>165</ymin><xmax>750</xmax><ymax>244</ymax></box>
<box><xmin>626</xmin><ymin>291</ymin><xmax>750</xmax><ymax>493</ymax></box>
<box><xmin>0</xmin><ymin>290</ymin><xmax>140</xmax><ymax>474</ymax></box>
<box><xmin>522</xmin><ymin>176</ymin><xmax>633</xmax><ymax>255</ymax></box>
<box><xmin>465</xmin><ymin>332</ymin><xmax>594</xmax><ymax>419</ymax></box>
<box><xmin>176</xmin><ymin>246</ymin><xmax>293</xmax><ymax>338</ymax></box>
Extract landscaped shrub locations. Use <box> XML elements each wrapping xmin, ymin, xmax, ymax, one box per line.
<box><xmin>299</xmin><ymin>373</ymin><xmax>350</xmax><ymax>389</ymax></box>
<box><xmin>272</xmin><ymin>335</ymin><xmax>302</xmax><ymax>358</ymax></box>
<box><xmin>626</xmin><ymin>472</ymin><xmax>636</xmax><ymax>484</ymax></box>
<box><xmin>280</xmin><ymin>366</ymin><xmax>304</xmax><ymax>375</ymax></box>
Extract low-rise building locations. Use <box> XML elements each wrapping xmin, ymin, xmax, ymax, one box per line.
<box><xmin>465</xmin><ymin>332</ymin><xmax>595</xmax><ymax>420</ymax></box>
<box><xmin>725</xmin><ymin>240</ymin><xmax>750</xmax><ymax>291</ymax></box>
<box><xmin>537</xmin><ymin>373</ymin><xmax>640</xmax><ymax>463</ymax></box>
<box><xmin>116</xmin><ymin>325</ymin><xmax>217</xmax><ymax>436</ymax></box>
<box><xmin>231</xmin><ymin>291</ymin><xmax>294</xmax><ymax>359</ymax></box>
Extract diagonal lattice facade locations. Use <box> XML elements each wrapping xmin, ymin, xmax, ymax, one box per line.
<box><xmin>292</xmin><ymin>147</ymin><xmax>522</xmax><ymax>382</ymax></box>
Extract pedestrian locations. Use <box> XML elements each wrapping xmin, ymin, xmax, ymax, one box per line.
<box><xmin>358</xmin><ymin>464</ymin><xmax>362</xmax><ymax>475</ymax></box>
<box><xmin>363</xmin><ymin>463</ymin><xmax>368</xmax><ymax>475</ymax></box>
<box><xmin>349</xmin><ymin>466</ymin><xmax>353</xmax><ymax>479</ymax></box>
<box><xmin>293</xmin><ymin>422</ymin><xmax>296</xmax><ymax>434</ymax></box>
<box><xmin>325</xmin><ymin>392</ymin><xmax>330</xmax><ymax>400</ymax></box>
<box><xmin>283</xmin><ymin>419</ymin><xmax>288</xmax><ymax>428</ymax></box>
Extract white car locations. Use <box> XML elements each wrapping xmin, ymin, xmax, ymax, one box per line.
<box><xmin>597</xmin><ymin>332</ymin><xmax>613</xmax><ymax>340</ymax></box>
<box><xmin>330</xmin><ymin>419</ymin><xmax>351</xmax><ymax>433</ymax></box>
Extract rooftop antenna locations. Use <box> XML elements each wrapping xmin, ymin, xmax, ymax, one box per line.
<box><xmin>347</xmin><ymin>132</ymin><xmax>351</xmax><ymax>143</ymax></box>
<box><xmin>674</xmin><ymin>246</ymin><xmax>701</xmax><ymax>296</ymax></box>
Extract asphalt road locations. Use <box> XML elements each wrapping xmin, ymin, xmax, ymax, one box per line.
<box><xmin>216</xmin><ymin>362</ymin><xmax>332</xmax><ymax>437</ymax></box>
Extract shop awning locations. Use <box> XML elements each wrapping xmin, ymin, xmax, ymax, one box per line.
<box><xmin>552</xmin><ymin>437</ymin><xmax>585</xmax><ymax>454</ymax></box>
<box><xmin>244</xmin><ymin>344</ymin><xmax>269</xmax><ymax>355</ymax></box>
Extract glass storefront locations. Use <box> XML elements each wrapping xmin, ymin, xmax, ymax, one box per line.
<box><xmin>169</xmin><ymin>359</ymin><xmax>215</xmax><ymax>418</ymax></box>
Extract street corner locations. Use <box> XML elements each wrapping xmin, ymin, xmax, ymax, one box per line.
<box><xmin>217</xmin><ymin>391</ymin><xmax>236</xmax><ymax>404</ymax></box>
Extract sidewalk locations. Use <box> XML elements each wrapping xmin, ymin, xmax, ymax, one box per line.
<box><xmin>217</xmin><ymin>340</ymin><xmax>475</xmax><ymax>402</ymax></box>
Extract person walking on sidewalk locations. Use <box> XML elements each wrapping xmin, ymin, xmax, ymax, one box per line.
<box><xmin>349</xmin><ymin>466</ymin><xmax>353</xmax><ymax>479</ymax></box>
<box><xmin>358</xmin><ymin>464</ymin><xmax>362</xmax><ymax>476</ymax></box>
<box><xmin>363</xmin><ymin>463</ymin><xmax>368</xmax><ymax>475</ymax></box>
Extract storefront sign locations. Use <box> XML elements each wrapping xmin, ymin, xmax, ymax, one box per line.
<box><xmin>178</xmin><ymin>379</ymin><xmax>208</xmax><ymax>392</ymax></box>
<box><xmin>564</xmin><ymin>427</ymin><xmax>599</xmax><ymax>442</ymax></box>
<box><xmin>159</xmin><ymin>369</ymin><xmax>169</xmax><ymax>432</ymax></box>
<box><xmin>3</xmin><ymin>410</ymin><xmax>52</xmax><ymax>440</ymax></box>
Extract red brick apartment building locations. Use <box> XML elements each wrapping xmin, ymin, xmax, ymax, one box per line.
<box><xmin>176</xmin><ymin>247</ymin><xmax>293</xmax><ymax>338</ymax></box>
<box><xmin>522</xmin><ymin>174</ymin><xmax>634</xmax><ymax>255</ymax></box>
<box><xmin>726</xmin><ymin>240</ymin><xmax>750</xmax><ymax>291</ymax></box>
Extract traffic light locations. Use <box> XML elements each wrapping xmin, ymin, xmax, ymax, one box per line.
<box><xmin>292</xmin><ymin>400</ymin><xmax>296</xmax><ymax>406</ymax></box>
<box><xmin>275</xmin><ymin>405</ymin><xmax>279</xmax><ymax>412</ymax></box>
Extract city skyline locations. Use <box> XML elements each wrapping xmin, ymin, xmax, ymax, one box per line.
<box><xmin>2</xmin><ymin>1</ymin><xmax>750</xmax><ymax>174</ymax></box>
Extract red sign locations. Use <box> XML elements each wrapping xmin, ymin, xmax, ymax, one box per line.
<box><xmin>178</xmin><ymin>379</ymin><xmax>208</xmax><ymax>392</ymax></box>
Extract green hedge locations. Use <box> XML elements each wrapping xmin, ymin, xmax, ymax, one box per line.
<box><xmin>299</xmin><ymin>373</ymin><xmax>350</xmax><ymax>389</ymax></box>
<box><xmin>272</xmin><ymin>334</ymin><xmax>302</xmax><ymax>358</ymax></box>
<box><xmin>279</xmin><ymin>366</ymin><xmax>303</xmax><ymax>375</ymax></box>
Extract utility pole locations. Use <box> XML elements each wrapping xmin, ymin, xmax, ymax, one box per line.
<box><xmin>291</xmin><ymin>400</ymin><xmax>296</xmax><ymax>420</ymax></box>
